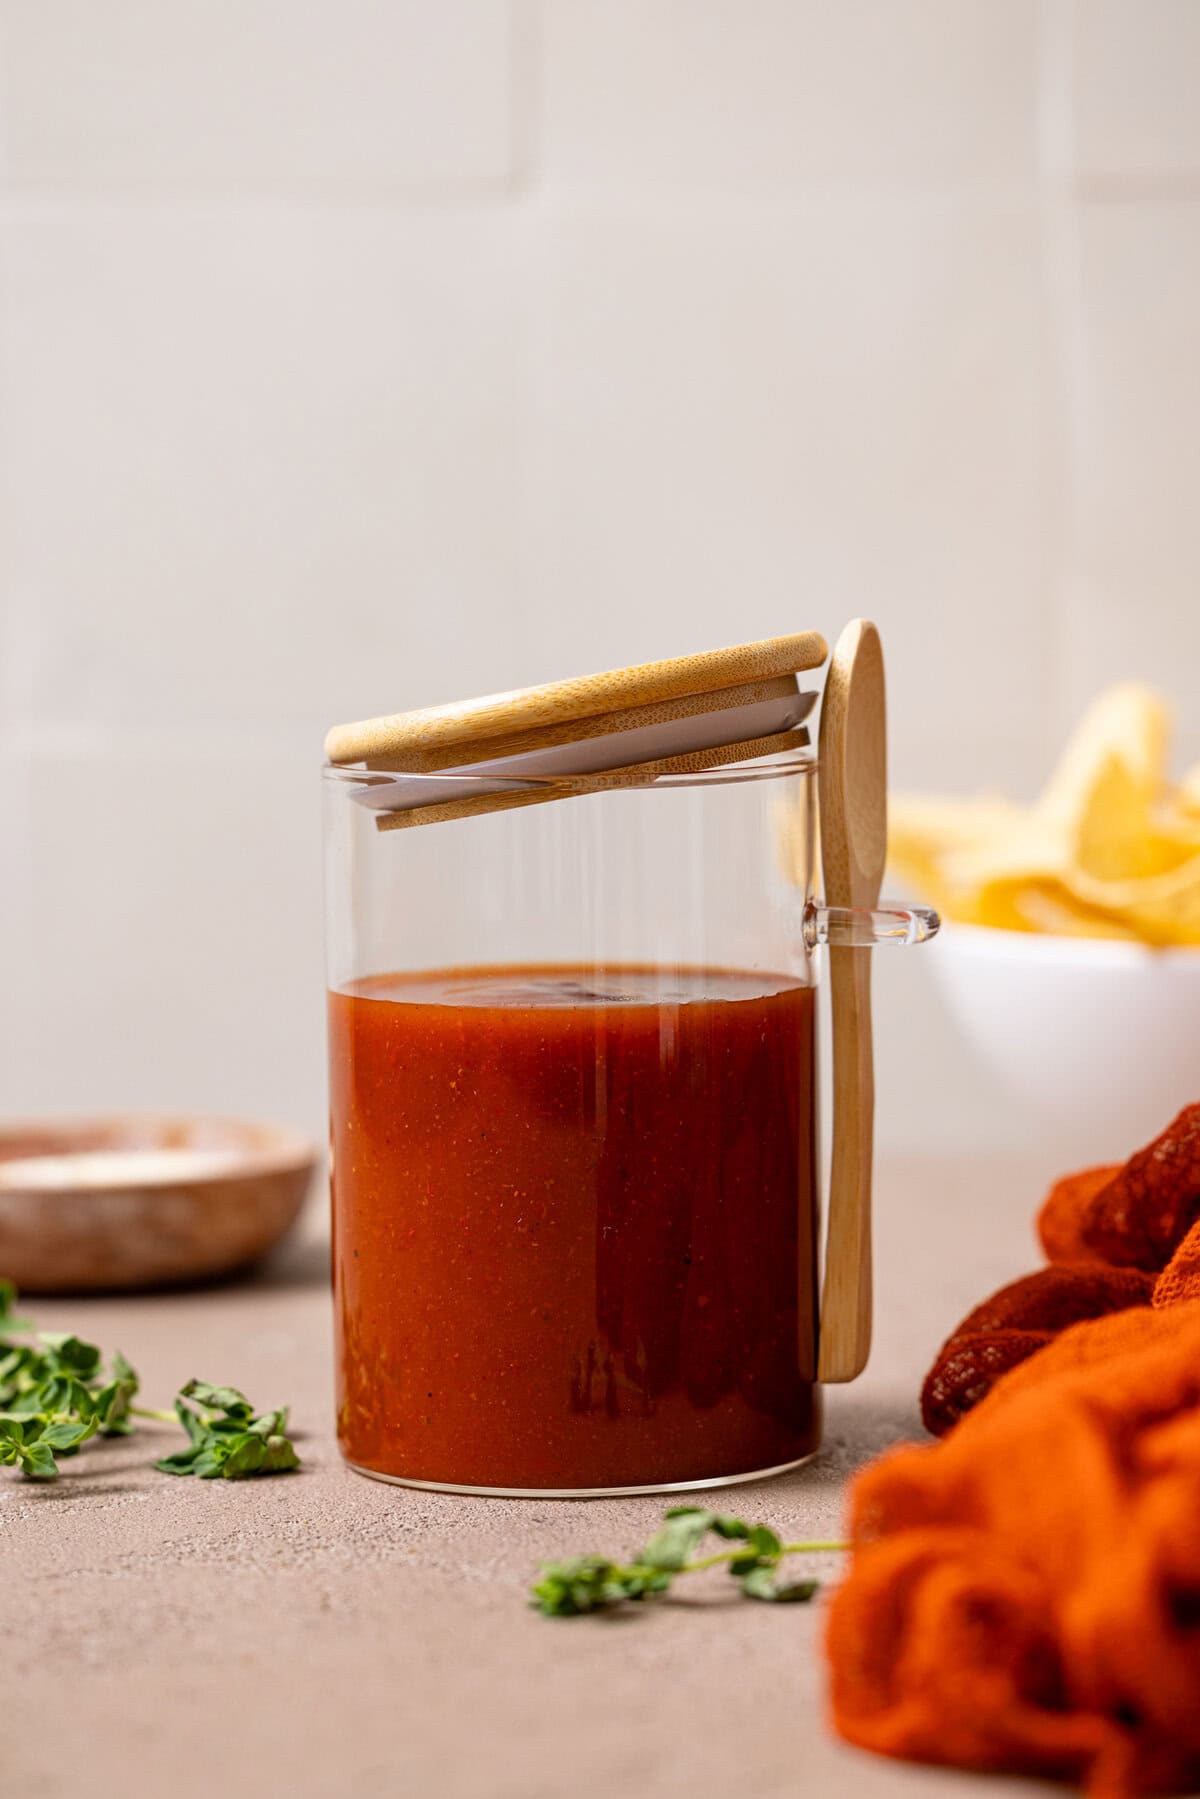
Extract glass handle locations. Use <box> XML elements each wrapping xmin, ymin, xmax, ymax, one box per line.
<box><xmin>803</xmin><ymin>899</ymin><xmax>940</xmax><ymax>951</ymax></box>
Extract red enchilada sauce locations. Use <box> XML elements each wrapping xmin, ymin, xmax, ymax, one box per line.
<box><xmin>329</xmin><ymin>965</ymin><xmax>819</xmax><ymax>1491</ymax></box>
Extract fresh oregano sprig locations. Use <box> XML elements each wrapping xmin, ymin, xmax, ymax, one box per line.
<box><xmin>0</xmin><ymin>1279</ymin><xmax>298</xmax><ymax>1484</ymax></box>
<box><xmin>0</xmin><ymin>1281</ymin><xmax>147</xmax><ymax>1478</ymax></box>
<box><xmin>532</xmin><ymin>1506</ymin><xmax>847</xmax><ymax>1616</ymax></box>
<box><xmin>154</xmin><ymin>1379</ymin><xmax>299</xmax><ymax>1480</ymax></box>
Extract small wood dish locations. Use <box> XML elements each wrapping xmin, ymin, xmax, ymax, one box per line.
<box><xmin>0</xmin><ymin>1115</ymin><xmax>318</xmax><ymax>1293</ymax></box>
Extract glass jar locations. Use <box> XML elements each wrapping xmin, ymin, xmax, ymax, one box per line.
<box><xmin>323</xmin><ymin>749</ymin><xmax>932</xmax><ymax>1496</ymax></box>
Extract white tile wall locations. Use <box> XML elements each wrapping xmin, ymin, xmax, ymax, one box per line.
<box><xmin>1059</xmin><ymin>202</ymin><xmax>1200</xmax><ymax>765</ymax></box>
<box><xmin>0</xmin><ymin>2</ymin><xmax>1196</xmax><ymax>1159</ymax></box>
<box><xmin>1072</xmin><ymin>0</ymin><xmax>1200</xmax><ymax>184</ymax></box>
<box><xmin>0</xmin><ymin>1</ymin><xmax>516</xmax><ymax>190</ymax></box>
<box><xmin>528</xmin><ymin>190</ymin><xmax>1051</xmax><ymax>792</ymax></box>
<box><xmin>15</xmin><ymin>745</ymin><xmax>326</xmax><ymax>1130</ymax></box>
<box><xmin>540</xmin><ymin>0</ymin><xmax>1039</xmax><ymax>186</ymax></box>
<box><xmin>4</xmin><ymin>204</ymin><xmax>535</xmax><ymax>739</ymax></box>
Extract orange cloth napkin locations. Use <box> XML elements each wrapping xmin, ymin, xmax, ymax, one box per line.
<box><xmin>1152</xmin><ymin>1220</ymin><xmax>1200</xmax><ymax>1309</ymax></box>
<box><xmin>920</xmin><ymin>1106</ymin><xmax>1200</xmax><ymax>1436</ymax></box>
<box><xmin>920</xmin><ymin>1263</ymin><xmax>1155</xmax><ymax>1437</ymax></box>
<box><xmin>827</xmin><ymin>1106</ymin><xmax>1200</xmax><ymax>1797</ymax></box>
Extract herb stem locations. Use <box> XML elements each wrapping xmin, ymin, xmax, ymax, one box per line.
<box><xmin>587</xmin><ymin>1538</ymin><xmax>851</xmax><ymax>1593</ymax></box>
<box><xmin>533</xmin><ymin>1511</ymin><xmax>851</xmax><ymax>1615</ymax></box>
<box><xmin>681</xmin><ymin>1538</ymin><xmax>849</xmax><ymax>1575</ymax></box>
<box><xmin>0</xmin><ymin>1283</ymin><xmax>299</xmax><ymax>1483</ymax></box>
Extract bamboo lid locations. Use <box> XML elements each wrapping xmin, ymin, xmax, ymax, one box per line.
<box><xmin>324</xmin><ymin>632</ymin><xmax>828</xmax><ymax>772</ymax></box>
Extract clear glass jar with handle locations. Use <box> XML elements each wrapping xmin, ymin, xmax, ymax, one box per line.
<box><xmin>324</xmin><ymin>747</ymin><xmax>935</xmax><ymax>1497</ymax></box>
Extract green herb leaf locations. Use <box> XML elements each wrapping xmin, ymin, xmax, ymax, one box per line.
<box><xmin>163</xmin><ymin>1381</ymin><xmax>299</xmax><ymax>1480</ymax></box>
<box><xmin>0</xmin><ymin>1278</ymin><xmax>298</xmax><ymax>1490</ymax></box>
<box><xmin>154</xmin><ymin>1447</ymin><xmax>204</xmax><ymax>1476</ymax></box>
<box><xmin>0</xmin><ymin>1279</ymin><xmax>30</xmax><ymax>1339</ymax></box>
<box><xmin>729</xmin><ymin>1550</ymin><xmax>763</xmax><ymax>1574</ymax></box>
<box><xmin>179</xmin><ymin>1380</ymin><xmax>254</xmax><ymax>1420</ymax></box>
<box><xmin>260</xmin><ymin>1434</ymin><xmax>300</xmax><ymax>1474</ymax></box>
<box><xmin>39</xmin><ymin>1416</ymin><xmax>98</xmax><ymax>1452</ymax></box>
<box><xmin>216</xmin><ymin>1435</ymin><xmax>266</xmax><ymax>1478</ymax></box>
<box><xmin>739</xmin><ymin>1567</ymin><xmax>818</xmax><ymax>1603</ymax></box>
<box><xmin>708</xmin><ymin>1513</ymin><xmax>753</xmax><ymax>1541</ymax></box>
<box><xmin>746</xmin><ymin>1523</ymin><xmax>782</xmax><ymax>1558</ymax></box>
<box><xmin>639</xmin><ymin>1508</ymin><xmax>717</xmax><ymax>1571</ymax></box>
<box><xmin>94</xmin><ymin>1349</ymin><xmax>140</xmax><ymax>1434</ymax></box>
<box><xmin>532</xmin><ymin>1557</ymin><xmax>631</xmax><ymax>1616</ymax></box>
<box><xmin>771</xmin><ymin>1579</ymin><xmax>820</xmax><ymax>1603</ymax></box>
<box><xmin>37</xmin><ymin>1333</ymin><xmax>102</xmax><ymax>1380</ymax></box>
<box><xmin>191</xmin><ymin>1443</ymin><xmax>231</xmax><ymax>1479</ymax></box>
<box><xmin>737</xmin><ymin>1565</ymin><xmax>779</xmax><ymax>1600</ymax></box>
<box><xmin>246</xmin><ymin>1407</ymin><xmax>289</xmax><ymax>1440</ymax></box>
<box><xmin>3</xmin><ymin>1387</ymin><xmax>48</xmax><ymax>1420</ymax></box>
<box><xmin>174</xmin><ymin>1392</ymin><xmax>208</xmax><ymax>1447</ymax></box>
<box><xmin>18</xmin><ymin>1438</ymin><xmax>59</xmax><ymax>1480</ymax></box>
<box><xmin>532</xmin><ymin>1510</ymin><xmax>845</xmax><ymax>1617</ymax></box>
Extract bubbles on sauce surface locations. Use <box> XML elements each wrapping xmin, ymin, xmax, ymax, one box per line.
<box><xmin>345</xmin><ymin>965</ymin><xmax>807</xmax><ymax>1010</ymax></box>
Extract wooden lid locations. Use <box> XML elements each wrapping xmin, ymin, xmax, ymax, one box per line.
<box><xmin>324</xmin><ymin>632</ymin><xmax>828</xmax><ymax>771</ymax></box>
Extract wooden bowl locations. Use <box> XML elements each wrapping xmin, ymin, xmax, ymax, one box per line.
<box><xmin>0</xmin><ymin>1115</ymin><xmax>318</xmax><ymax>1293</ymax></box>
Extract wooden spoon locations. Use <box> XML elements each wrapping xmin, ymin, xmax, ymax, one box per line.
<box><xmin>817</xmin><ymin>620</ymin><xmax>886</xmax><ymax>1382</ymax></box>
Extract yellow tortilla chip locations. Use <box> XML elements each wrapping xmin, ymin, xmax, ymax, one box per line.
<box><xmin>1176</xmin><ymin>764</ymin><xmax>1200</xmax><ymax>820</ymax></box>
<box><xmin>1036</xmin><ymin>684</ymin><xmax>1170</xmax><ymax>835</ymax></box>
<box><xmin>887</xmin><ymin>793</ymin><xmax>1025</xmax><ymax>908</ymax></box>
<box><xmin>1068</xmin><ymin>848</ymin><xmax>1200</xmax><ymax>947</ymax></box>
<box><xmin>954</xmin><ymin>876</ymin><xmax>1139</xmax><ymax>939</ymax></box>
<box><xmin>1074</xmin><ymin>752</ymin><xmax>1198</xmax><ymax>883</ymax></box>
<box><xmin>1013</xmin><ymin>885</ymin><xmax>1141</xmax><ymax>940</ymax></box>
<box><xmin>878</xmin><ymin>684</ymin><xmax>1200</xmax><ymax>944</ymax></box>
<box><xmin>937</xmin><ymin>818</ymin><xmax>1068</xmax><ymax>893</ymax></box>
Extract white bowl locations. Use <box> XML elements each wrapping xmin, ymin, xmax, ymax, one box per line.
<box><xmin>930</xmin><ymin>924</ymin><xmax>1200</xmax><ymax>1163</ymax></box>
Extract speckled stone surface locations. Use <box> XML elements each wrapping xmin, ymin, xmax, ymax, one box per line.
<box><xmin>7</xmin><ymin>1159</ymin><xmax>1063</xmax><ymax>1798</ymax></box>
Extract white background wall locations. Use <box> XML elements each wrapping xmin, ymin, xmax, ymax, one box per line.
<box><xmin>1</xmin><ymin>1</ymin><xmax>1197</xmax><ymax>1157</ymax></box>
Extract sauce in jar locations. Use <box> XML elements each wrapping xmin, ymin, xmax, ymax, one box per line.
<box><xmin>329</xmin><ymin>965</ymin><xmax>820</xmax><ymax>1492</ymax></box>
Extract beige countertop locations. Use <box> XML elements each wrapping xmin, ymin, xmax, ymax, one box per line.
<box><xmin>8</xmin><ymin>1158</ymin><xmax>1065</xmax><ymax>1799</ymax></box>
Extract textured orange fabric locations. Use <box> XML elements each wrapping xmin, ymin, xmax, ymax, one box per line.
<box><xmin>923</xmin><ymin>1110</ymin><xmax>1200</xmax><ymax>1433</ymax></box>
<box><xmin>828</xmin><ymin>1301</ymin><xmax>1200</xmax><ymax>1797</ymax></box>
<box><xmin>828</xmin><ymin>1103</ymin><xmax>1200</xmax><ymax>1795</ymax></box>
<box><xmin>920</xmin><ymin>1266</ymin><xmax>1155</xmax><ymax>1436</ymax></box>
<box><xmin>1038</xmin><ymin>1165</ymin><xmax>1121</xmax><ymax>1265</ymax></box>
<box><xmin>1153</xmin><ymin>1220</ymin><xmax>1200</xmax><ymax>1309</ymax></box>
<box><xmin>1080</xmin><ymin>1105</ymin><xmax>1200</xmax><ymax>1271</ymax></box>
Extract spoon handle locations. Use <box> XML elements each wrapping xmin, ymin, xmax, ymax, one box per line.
<box><xmin>817</xmin><ymin>620</ymin><xmax>886</xmax><ymax>1383</ymax></box>
<box><xmin>818</xmin><ymin>949</ymin><xmax>875</xmax><ymax>1380</ymax></box>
